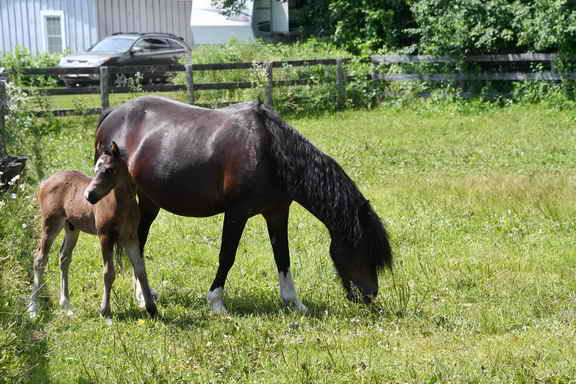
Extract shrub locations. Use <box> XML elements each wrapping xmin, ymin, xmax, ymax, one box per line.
<box><xmin>0</xmin><ymin>46</ymin><xmax>63</xmax><ymax>87</ymax></box>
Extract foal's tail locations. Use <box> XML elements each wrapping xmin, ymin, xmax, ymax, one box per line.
<box><xmin>114</xmin><ymin>242</ymin><xmax>127</xmax><ymax>272</ymax></box>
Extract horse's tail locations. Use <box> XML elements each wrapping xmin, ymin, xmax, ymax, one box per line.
<box><xmin>94</xmin><ymin>108</ymin><xmax>115</xmax><ymax>164</ymax></box>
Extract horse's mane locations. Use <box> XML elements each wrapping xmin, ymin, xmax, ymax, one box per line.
<box><xmin>256</xmin><ymin>103</ymin><xmax>392</xmax><ymax>270</ymax></box>
<box><xmin>93</xmin><ymin>108</ymin><xmax>116</xmax><ymax>164</ymax></box>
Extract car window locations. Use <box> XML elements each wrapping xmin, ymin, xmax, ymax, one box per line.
<box><xmin>134</xmin><ymin>38</ymin><xmax>170</xmax><ymax>52</ymax></box>
<box><xmin>89</xmin><ymin>38</ymin><xmax>135</xmax><ymax>53</ymax></box>
<box><xmin>167</xmin><ymin>39</ymin><xmax>186</xmax><ymax>51</ymax></box>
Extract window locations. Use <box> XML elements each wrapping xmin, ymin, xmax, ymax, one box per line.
<box><xmin>167</xmin><ymin>39</ymin><xmax>186</xmax><ymax>51</ymax></box>
<box><xmin>41</xmin><ymin>10</ymin><xmax>65</xmax><ymax>53</ymax></box>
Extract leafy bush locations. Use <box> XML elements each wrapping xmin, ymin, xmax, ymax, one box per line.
<box><xmin>0</xmin><ymin>46</ymin><xmax>63</xmax><ymax>87</ymax></box>
<box><xmin>408</xmin><ymin>0</ymin><xmax>576</xmax><ymax>56</ymax></box>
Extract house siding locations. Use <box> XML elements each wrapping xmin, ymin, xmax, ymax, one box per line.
<box><xmin>0</xmin><ymin>0</ymin><xmax>192</xmax><ymax>56</ymax></box>
<box><xmin>95</xmin><ymin>0</ymin><xmax>193</xmax><ymax>46</ymax></box>
<box><xmin>0</xmin><ymin>0</ymin><xmax>97</xmax><ymax>56</ymax></box>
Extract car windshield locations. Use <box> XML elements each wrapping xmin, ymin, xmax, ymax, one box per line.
<box><xmin>88</xmin><ymin>38</ymin><xmax>135</xmax><ymax>53</ymax></box>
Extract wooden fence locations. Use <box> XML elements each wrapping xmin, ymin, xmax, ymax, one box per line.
<box><xmin>0</xmin><ymin>53</ymin><xmax>573</xmax><ymax>123</ymax></box>
<box><xmin>370</xmin><ymin>53</ymin><xmax>574</xmax><ymax>81</ymax></box>
<box><xmin>0</xmin><ymin>58</ymin><xmax>350</xmax><ymax>117</ymax></box>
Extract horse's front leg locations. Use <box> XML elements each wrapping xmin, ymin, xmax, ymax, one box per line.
<box><xmin>125</xmin><ymin>240</ymin><xmax>157</xmax><ymax>317</ymax></box>
<box><xmin>136</xmin><ymin>193</ymin><xmax>160</xmax><ymax>255</ymax></box>
<box><xmin>264</xmin><ymin>206</ymin><xmax>307</xmax><ymax>313</ymax></box>
<box><xmin>207</xmin><ymin>213</ymin><xmax>248</xmax><ymax>313</ymax></box>
<box><xmin>58</xmin><ymin>225</ymin><xmax>79</xmax><ymax>315</ymax></box>
<box><xmin>134</xmin><ymin>193</ymin><xmax>160</xmax><ymax>305</ymax></box>
<box><xmin>28</xmin><ymin>218</ymin><xmax>63</xmax><ymax>319</ymax></box>
<box><xmin>99</xmin><ymin>234</ymin><xmax>116</xmax><ymax>320</ymax></box>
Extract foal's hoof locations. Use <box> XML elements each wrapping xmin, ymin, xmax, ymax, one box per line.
<box><xmin>27</xmin><ymin>307</ymin><xmax>39</xmax><ymax>320</ymax></box>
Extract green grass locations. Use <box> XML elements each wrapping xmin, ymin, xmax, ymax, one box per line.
<box><xmin>2</xmin><ymin>101</ymin><xmax>576</xmax><ymax>383</ymax></box>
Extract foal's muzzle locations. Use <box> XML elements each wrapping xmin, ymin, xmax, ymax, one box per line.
<box><xmin>85</xmin><ymin>189</ymin><xmax>100</xmax><ymax>204</ymax></box>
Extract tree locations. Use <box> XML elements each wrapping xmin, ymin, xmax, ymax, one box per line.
<box><xmin>212</xmin><ymin>0</ymin><xmax>415</xmax><ymax>54</ymax></box>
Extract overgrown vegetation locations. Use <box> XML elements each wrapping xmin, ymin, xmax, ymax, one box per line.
<box><xmin>2</xmin><ymin>81</ymin><xmax>576</xmax><ymax>382</ymax></box>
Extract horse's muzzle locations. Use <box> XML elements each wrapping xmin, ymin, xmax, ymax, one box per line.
<box><xmin>347</xmin><ymin>283</ymin><xmax>378</xmax><ymax>304</ymax></box>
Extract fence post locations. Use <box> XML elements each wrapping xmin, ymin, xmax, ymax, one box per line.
<box><xmin>264</xmin><ymin>62</ymin><xmax>273</xmax><ymax>106</ymax></box>
<box><xmin>336</xmin><ymin>59</ymin><xmax>347</xmax><ymax>109</ymax></box>
<box><xmin>185</xmin><ymin>64</ymin><xmax>195</xmax><ymax>104</ymax></box>
<box><xmin>371</xmin><ymin>57</ymin><xmax>379</xmax><ymax>81</ymax></box>
<box><xmin>0</xmin><ymin>79</ymin><xmax>7</xmax><ymax>158</ymax></box>
<box><xmin>100</xmin><ymin>66</ymin><xmax>110</xmax><ymax>111</ymax></box>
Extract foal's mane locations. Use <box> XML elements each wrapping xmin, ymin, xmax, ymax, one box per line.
<box><xmin>256</xmin><ymin>103</ymin><xmax>392</xmax><ymax>269</ymax></box>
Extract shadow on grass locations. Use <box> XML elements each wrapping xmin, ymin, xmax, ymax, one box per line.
<box><xmin>108</xmin><ymin>287</ymin><xmax>333</xmax><ymax>329</ymax></box>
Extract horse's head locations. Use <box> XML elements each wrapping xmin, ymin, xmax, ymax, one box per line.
<box><xmin>329</xmin><ymin>201</ymin><xmax>393</xmax><ymax>304</ymax></box>
<box><xmin>330</xmin><ymin>239</ymin><xmax>379</xmax><ymax>303</ymax></box>
<box><xmin>85</xmin><ymin>141</ymin><xmax>123</xmax><ymax>204</ymax></box>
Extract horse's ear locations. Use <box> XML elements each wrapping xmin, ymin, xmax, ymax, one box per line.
<box><xmin>111</xmin><ymin>141</ymin><xmax>120</xmax><ymax>158</ymax></box>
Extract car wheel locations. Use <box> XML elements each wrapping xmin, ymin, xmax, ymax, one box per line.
<box><xmin>63</xmin><ymin>79</ymin><xmax>78</xmax><ymax>88</ymax></box>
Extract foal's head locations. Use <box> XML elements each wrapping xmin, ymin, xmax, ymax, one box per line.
<box><xmin>85</xmin><ymin>141</ymin><xmax>126</xmax><ymax>204</ymax></box>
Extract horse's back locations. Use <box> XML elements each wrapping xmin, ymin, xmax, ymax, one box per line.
<box><xmin>96</xmin><ymin>96</ymin><xmax>282</xmax><ymax>217</ymax></box>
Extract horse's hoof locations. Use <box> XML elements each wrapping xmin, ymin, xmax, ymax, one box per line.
<box><xmin>146</xmin><ymin>304</ymin><xmax>158</xmax><ymax>318</ymax></box>
<box><xmin>210</xmin><ymin>302</ymin><xmax>228</xmax><ymax>314</ymax></box>
<box><xmin>207</xmin><ymin>287</ymin><xmax>227</xmax><ymax>314</ymax></box>
<box><xmin>294</xmin><ymin>302</ymin><xmax>308</xmax><ymax>313</ymax></box>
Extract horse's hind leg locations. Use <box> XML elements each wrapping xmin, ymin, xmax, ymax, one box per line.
<box><xmin>207</xmin><ymin>213</ymin><xmax>248</xmax><ymax>313</ymax></box>
<box><xmin>265</xmin><ymin>207</ymin><xmax>307</xmax><ymax>313</ymax></box>
<box><xmin>59</xmin><ymin>222</ymin><xmax>79</xmax><ymax>315</ymax></box>
<box><xmin>28</xmin><ymin>217</ymin><xmax>64</xmax><ymax>318</ymax></box>
<box><xmin>126</xmin><ymin>241</ymin><xmax>157</xmax><ymax>317</ymax></box>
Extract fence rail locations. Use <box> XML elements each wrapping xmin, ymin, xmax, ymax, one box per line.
<box><xmin>0</xmin><ymin>53</ymin><xmax>574</xmax><ymax>121</ymax></box>
<box><xmin>369</xmin><ymin>53</ymin><xmax>573</xmax><ymax>82</ymax></box>
<box><xmin>0</xmin><ymin>58</ymin><xmax>350</xmax><ymax>116</ymax></box>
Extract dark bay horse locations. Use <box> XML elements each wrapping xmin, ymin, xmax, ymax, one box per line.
<box><xmin>28</xmin><ymin>142</ymin><xmax>156</xmax><ymax>320</ymax></box>
<box><xmin>95</xmin><ymin>95</ymin><xmax>392</xmax><ymax>313</ymax></box>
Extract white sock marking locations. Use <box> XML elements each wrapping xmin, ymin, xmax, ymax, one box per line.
<box><xmin>278</xmin><ymin>270</ymin><xmax>307</xmax><ymax>313</ymax></box>
<box><xmin>207</xmin><ymin>287</ymin><xmax>227</xmax><ymax>313</ymax></box>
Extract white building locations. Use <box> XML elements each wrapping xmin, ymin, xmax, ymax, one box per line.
<box><xmin>190</xmin><ymin>0</ymin><xmax>290</xmax><ymax>45</ymax></box>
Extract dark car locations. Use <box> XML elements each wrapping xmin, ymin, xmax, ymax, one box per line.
<box><xmin>57</xmin><ymin>32</ymin><xmax>191</xmax><ymax>87</ymax></box>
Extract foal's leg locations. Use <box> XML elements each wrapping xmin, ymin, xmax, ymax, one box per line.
<box><xmin>99</xmin><ymin>235</ymin><xmax>116</xmax><ymax>319</ymax></box>
<box><xmin>125</xmin><ymin>240</ymin><xmax>157</xmax><ymax>317</ymax></box>
<box><xmin>264</xmin><ymin>207</ymin><xmax>307</xmax><ymax>313</ymax></box>
<box><xmin>28</xmin><ymin>217</ymin><xmax>64</xmax><ymax>318</ymax></box>
<box><xmin>207</xmin><ymin>213</ymin><xmax>248</xmax><ymax>313</ymax></box>
<box><xmin>59</xmin><ymin>223</ymin><xmax>79</xmax><ymax>315</ymax></box>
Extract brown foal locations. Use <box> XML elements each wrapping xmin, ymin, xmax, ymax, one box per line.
<box><xmin>28</xmin><ymin>142</ymin><xmax>156</xmax><ymax>320</ymax></box>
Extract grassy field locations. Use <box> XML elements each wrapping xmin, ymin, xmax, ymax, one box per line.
<box><xmin>2</xmin><ymin>100</ymin><xmax>576</xmax><ymax>383</ymax></box>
